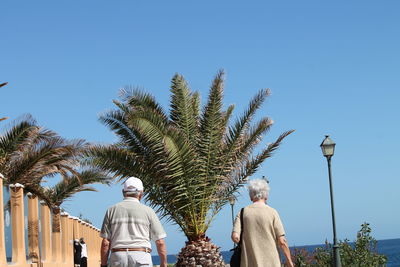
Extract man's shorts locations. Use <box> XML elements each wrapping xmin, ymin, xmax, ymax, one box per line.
<box><xmin>110</xmin><ymin>251</ymin><xmax>153</xmax><ymax>267</ymax></box>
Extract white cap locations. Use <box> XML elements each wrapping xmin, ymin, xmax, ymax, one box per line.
<box><xmin>123</xmin><ymin>177</ymin><xmax>143</xmax><ymax>192</ymax></box>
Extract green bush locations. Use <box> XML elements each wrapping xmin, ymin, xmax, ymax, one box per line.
<box><xmin>292</xmin><ymin>223</ymin><xmax>387</xmax><ymax>267</ymax></box>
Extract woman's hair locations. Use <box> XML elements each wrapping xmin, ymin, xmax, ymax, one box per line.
<box><xmin>248</xmin><ymin>179</ymin><xmax>270</xmax><ymax>201</ymax></box>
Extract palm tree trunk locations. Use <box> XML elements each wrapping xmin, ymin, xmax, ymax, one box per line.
<box><xmin>52</xmin><ymin>207</ymin><xmax>61</xmax><ymax>233</ymax></box>
<box><xmin>176</xmin><ymin>236</ymin><xmax>225</xmax><ymax>267</ymax></box>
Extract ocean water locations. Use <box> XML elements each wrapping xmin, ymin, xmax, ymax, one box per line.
<box><xmin>152</xmin><ymin>238</ymin><xmax>400</xmax><ymax>266</ymax></box>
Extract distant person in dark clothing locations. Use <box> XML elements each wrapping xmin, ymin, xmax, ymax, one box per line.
<box><xmin>74</xmin><ymin>239</ymin><xmax>82</xmax><ymax>267</ymax></box>
<box><xmin>80</xmin><ymin>237</ymin><xmax>88</xmax><ymax>267</ymax></box>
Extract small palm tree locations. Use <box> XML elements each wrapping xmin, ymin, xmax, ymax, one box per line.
<box><xmin>1</xmin><ymin>115</ymin><xmax>111</xmax><ymax>248</ymax></box>
<box><xmin>34</xmin><ymin>168</ymin><xmax>113</xmax><ymax>208</ymax></box>
<box><xmin>31</xmin><ymin>168</ymin><xmax>112</xmax><ymax>233</ymax></box>
<box><xmin>85</xmin><ymin>71</ymin><xmax>293</xmax><ymax>266</ymax></box>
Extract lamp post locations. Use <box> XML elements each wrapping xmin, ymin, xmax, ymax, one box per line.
<box><xmin>228</xmin><ymin>196</ymin><xmax>235</xmax><ymax>226</ymax></box>
<box><xmin>320</xmin><ymin>135</ymin><xmax>342</xmax><ymax>267</ymax></box>
<box><xmin>228</xmin><ymin>196</ymin><xmax>236</xmax><ymax>248</ymax></box>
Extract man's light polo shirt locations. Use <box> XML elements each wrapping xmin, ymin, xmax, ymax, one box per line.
<box><xmin>100</xmin><ymin>197</ymin><xmax>166</xmax><ymax>249</ymax></box>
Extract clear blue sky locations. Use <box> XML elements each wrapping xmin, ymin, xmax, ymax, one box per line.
<box><xmin>1</xmin><ymin>0</ymin><xmax>399</xmax><ymax>255</ymax></box>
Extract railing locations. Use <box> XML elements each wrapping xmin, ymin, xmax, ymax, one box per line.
<box><xmin>0</xmin><ymin>175</ymin><xmax>102</xmax><ymax>267</ymax></box>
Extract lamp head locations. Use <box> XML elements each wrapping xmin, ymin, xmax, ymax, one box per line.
<box><xmin>320</xmin><ymin>135</ymin><xmax>336</xmax><ymax>158</ymax></box>
<box><xmin>228</xmin><ymin>196</ymin><xmax>235</xmax><ymax>205</ymax></box>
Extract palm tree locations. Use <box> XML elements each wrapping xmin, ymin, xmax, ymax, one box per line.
<box><xmin>1</xmin><ymin>115</ymin><xmax>112</xmax><ymax>255</ymax></box>
<box><xmin>0</xmin><ymin>115</ymin><xmax>86</xmax><ymax>188</ymax></box>
<box><xmin>85</xmin><ymin>71</ymin><xmax>293</xmax><ymax>266</ymax></box>
<box><xmin>35</xmin><ymin>168</ymin><xmax>112</xmax><ymax>209</ymax></box>
<box><xmin>31</xmin><ymin>168</ymin><xmax>112</xmax><ymax>233</ymax></box>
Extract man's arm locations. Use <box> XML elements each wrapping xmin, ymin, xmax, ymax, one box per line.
<box><xmin>100</xmin><ymin>238</ymin><xmax>110</xmax><ymax>267</ymax></box>
<box><xmin>155</xmin><ymin>238</ymin><xmax>167</xmax><ymax>267</ymax></box>
<box><xmin>277</xmin><ymin>235</ymin><xmax>294</xmax><ymax>267</ymax></box>
<box><xmin>231</xmin><ymin>231</ymin><xmax>240</xmax><ymax>244</ymax></box>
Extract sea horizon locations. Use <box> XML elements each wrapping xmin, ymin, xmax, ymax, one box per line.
<box><xmin>5</xmin><ymin>237</ymin><xmax>400</xmax><ymax>266</ymax></box>
<box><xmin>151</xmin><ymin>238</ymin><xmax>400</xmax><ymax>266</ymax></box>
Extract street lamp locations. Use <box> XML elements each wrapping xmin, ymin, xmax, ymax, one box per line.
<box><xmin>228</xmin><ymin>196</ymin><xmax>235</xmax><ymax>226</ymax></box>
<box><xmin>228</xmin><ymin>196</ymin><xmax>236</xmax><ymax>248</ymax></box>
<box><xmin>320</xmin><ymin>135</ymin><xmax>342</xmax><ymax>267</ymax></box>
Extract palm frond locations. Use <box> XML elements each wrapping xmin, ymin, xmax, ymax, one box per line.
<box><xmin>190</xmin><ymin>91</ymin><xmax>201</xmax><ymax>126</ymax></box>
<box><xmin>197</xmin><ymin>70</ymin><xmax>225</xmax><ymax>182</ymax></box>
<box><xmin>99</xmin><ymin>109</ymin><xmax>148</xmax><ymax>154</ymax></box>
<box><xmin>123</xmin><ymin>87</ymin><xmax>168</xmax><ymax>120</ymax></box>
<box><xmin>83</xmin><ymin>144</ymin><xmax>145</xmax><ymax>180</ymax></box>
<box><xmin>169</xmin><ymin>74</ymin><xmax>199</xmax><ymax>143</ymax></box>
<box><xmin>31</xmin><ymin>168</ymin><xmax>112</xmax><ymax>208</ymax></box>
<box><xmin>212</xmin><ymin>130</ymin><xmax>295</xmax><ymax>215</ymax></box>
<box><xmin>2</xmin><ymin>123</ymin><xmax>85</xmax><ymax>186</ymax></box>
<box><xmin>0</xmin><ymin>115</ymin><xmax>37</xmax><ymax>158</ymax></box>
<box><xmin>221</xmin><ymin>89</ymin><xmax>270</xmax><ymax>166</ymax></box>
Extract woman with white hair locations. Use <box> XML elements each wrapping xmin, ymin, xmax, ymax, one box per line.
<box><xmin>231</xmin><ymin>179</ymin><xmax>294</xmax><ymax>267</ymax></box>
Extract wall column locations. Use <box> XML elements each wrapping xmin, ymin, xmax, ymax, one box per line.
<box><xmin>81</xmin><ymin>222</ymin><xmax>86</xmax><ymax>266</ymax></box>
<box><xmin>78</xmin><ymin>219</ymin><xmax>83</xmax><ymax>241</ymax></box>
<box><xmin>97</xmin><ymin>228</ymin><xmax>101</xmax><ymax>265</ymax></box>
<box><xmin>84</xmin><ymin>222</ymin><xmax>88</xmax><ymax>247</ymax></box>
<box><xmin>60</xmin><ymin>212</ymin><xmax>70</xmax><ymax>265</ymax></box>
<box><xmin>67</xmin><ymin>216</ymin><xmax>74</xmax><ymax>265</ymax></box>
<box><xmin>72</xmin><ymin>217</ymin><xmax>80</xmax><ymax>240</ymax></box>
<box><xmin>0</xmin><ymin>174</ymin><xmax>7</xmax><ymax>266</ymax></box>
<box><xmin>92</xmin><ymin>226</ymin><xmax>100</xmax><ymax>267</ymax></box>
<box><xmin>27</xmin><ymin>192</ymin><xmax>40</xmax><ymax>263</ymax></box>
<box><xmin>86</xmin><ymin>223</ymin><xmax>90</xmax><ymax>266</ymax></box>
<box><xmin>9</xmin><ymin>183</ymin><xmax>27</xmax><ymax>264</ymax></box>
<box><xmin>40</xmin><ymin>200</ymin><xmax>52</xmax><ymax>263</ymax></box>
<box><xmin>89</xmin><ymin>225</ymin><xmax>94</xmax><ymax>261</ymax></box>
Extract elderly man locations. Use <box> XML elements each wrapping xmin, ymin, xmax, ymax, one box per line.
<box><xmin>100</xmin><ymin>177</ymin><xmax>167</xmax><ymax>267</ymax></box>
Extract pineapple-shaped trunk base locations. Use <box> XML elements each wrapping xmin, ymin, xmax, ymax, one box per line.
<box><xmin>175</xmin><ymin>237</ymin><xmax>226</xmax><ymax>267</ymax></box>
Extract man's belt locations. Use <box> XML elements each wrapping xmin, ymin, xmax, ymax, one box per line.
<box><xmin>111</xmin><ymin>247</ymin><xmax>152</xmax><ymax>253</ymax></box>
